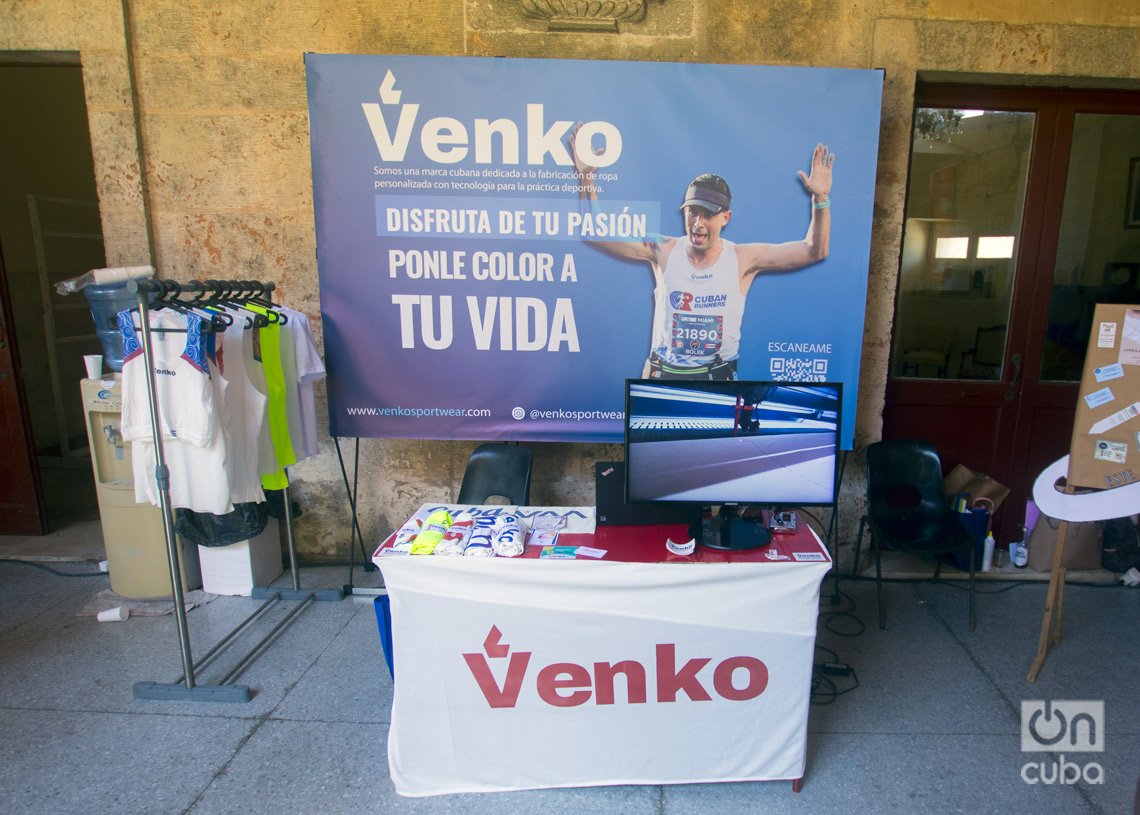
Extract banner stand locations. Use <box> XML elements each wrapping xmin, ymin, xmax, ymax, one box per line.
<box><xmin>334</xmin><ymin>436</ymin><xmax>381</xmax><ymax>597</ymax></box>
<box><xmin>824</xmin><ymin>450</ymin><xmax>847</xmax><ymax>606</ymax></box>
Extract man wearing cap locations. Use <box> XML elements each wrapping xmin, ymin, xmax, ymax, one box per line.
<box><xmin>571</xmin><ymin>134</ymin><xmax>833</xmax><ymax>380</ymax></box>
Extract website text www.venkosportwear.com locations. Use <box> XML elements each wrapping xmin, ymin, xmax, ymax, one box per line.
<box><xmin>345</xmin><ymin>406</ymin><xmax>492</xmax><ymax>418</ymax></box>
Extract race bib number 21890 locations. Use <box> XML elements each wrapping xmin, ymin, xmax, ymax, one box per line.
<box><xmin>671</xmin><ymin>313</ymin><xmax>723</xmax><ymax>357</ymax></box>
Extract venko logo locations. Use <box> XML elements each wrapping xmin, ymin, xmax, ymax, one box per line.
<box><xmin>1020</xmin><ymin>700</ymin><xmax>1104</xmax><ymax>785</ymax></box>
<box><xmin>362</xmin><ymin>70</ymin><xmax>622</xmax><ymax>168</ymax></box>
<box><xmin>669</xmin><ymin>291</ymin><xmax>693</xmax><ymax>312</ymax></box>
<box><xmin>462</xmin><ymin>626</ymin><xmax>768</xmax><ymax>709</ymax></box>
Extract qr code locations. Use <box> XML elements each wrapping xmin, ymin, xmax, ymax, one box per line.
<box><xmin>770</xmin><ymin>357</ymin><xmax>828</xmax><ymax>381</ymax></box>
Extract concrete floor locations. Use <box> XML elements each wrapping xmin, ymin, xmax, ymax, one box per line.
<box><xmin>0</xmin><ymin>543</ymin><xmax>1136</xmax><ymax>815</ymax></box>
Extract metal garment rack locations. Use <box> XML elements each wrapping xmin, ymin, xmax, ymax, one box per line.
<box><xmin>122</xmin><ymin>278</ymin><xmax>340</xmax><ymax>704</ymax></box>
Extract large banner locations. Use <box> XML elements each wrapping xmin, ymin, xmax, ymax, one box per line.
<box><xmin>306</xmin><ymin>55</ymin><xmax>882</xmax><ymax>446</ymax></box>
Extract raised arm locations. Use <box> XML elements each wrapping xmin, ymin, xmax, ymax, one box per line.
<box><xmin>738</xmin><ymin>143</ymin><xmax>833</xmax><ymax>275</ymax></box>
<box><xmin>570</xmin><ymin>123</ymin><xmax>661</xmax><ymax>264</ymax></box>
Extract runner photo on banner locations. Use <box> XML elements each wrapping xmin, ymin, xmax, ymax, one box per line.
<box><xmin>306</xmin><ymin>55</ymin><xmax>883</xmax><ymax>445</ymax></box>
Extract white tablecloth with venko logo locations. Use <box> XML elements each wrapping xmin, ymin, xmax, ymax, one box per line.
<box><xmin>376</xmin><ymin>512</ymin><xmax>831</xmax><ymax>796</ymax></box>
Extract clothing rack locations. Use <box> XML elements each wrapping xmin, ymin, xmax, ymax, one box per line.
<box><xmin>120</xmin><ymin>278</ymin><xmax>340</xmax><ymax>704</ymax></box>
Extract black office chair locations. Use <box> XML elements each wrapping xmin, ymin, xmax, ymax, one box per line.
<box><xmin>457</xmin><ymin>443</ymin><xmax>533</xmax><ymax>505</ymax></box>
<box><xmin>854</xmin><ymin>439</ymin><xmax>977</xmax><ymax>631</ymax></box>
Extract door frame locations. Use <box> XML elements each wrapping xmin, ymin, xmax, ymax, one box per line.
<box><xmin>0</xmin><ymin>244</ymin><xmax>47</xmax><ymax>534</ymax></box>
<box><xmin>885</xmin><ymin>83</ymin><xmax>1140</xmax><ymax>544</ymax></box>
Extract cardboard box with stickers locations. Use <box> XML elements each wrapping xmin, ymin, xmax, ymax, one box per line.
<box><xmin>1068</xmin><ymin>303</ymin><xmax>1140</xmax><ymax>490</ymax></box>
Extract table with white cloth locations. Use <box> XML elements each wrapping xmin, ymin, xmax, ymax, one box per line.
<box><xmin>372</xmin><ymin>505</ymin><xmax>832</xmax><ymax>797</ymax></box>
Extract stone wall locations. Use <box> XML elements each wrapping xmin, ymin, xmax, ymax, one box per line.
<box><xmin>2</xmin><ymin>0</ymin><xmax>1138</xmax><ymax>566</ymax></box>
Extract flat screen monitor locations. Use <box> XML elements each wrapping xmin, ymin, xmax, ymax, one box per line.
<box><xmin>624</xmin><ymin>379</ymin><xmax>842</xmax><ymax>549</ymax></box>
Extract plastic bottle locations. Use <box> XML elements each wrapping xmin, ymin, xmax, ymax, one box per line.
<box><xmin>982</xmin><ymin>533</ymin><xmax>995</xmax><ymax>572</ymax></box>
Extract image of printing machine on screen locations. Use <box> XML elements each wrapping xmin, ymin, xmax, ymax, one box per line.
<box><xmin>624</xmin><ymin>380</ymin><xmax>840</xmax><ymax>509</ymax></box>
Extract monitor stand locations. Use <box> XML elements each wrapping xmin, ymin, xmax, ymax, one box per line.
<box><xmin>690</xmin><ymin>508</ymin><xmax>772</xmax><ymax>551</ymax></box>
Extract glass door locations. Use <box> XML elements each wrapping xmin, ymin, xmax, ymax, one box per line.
<box><xmin>1041</xmin><ymin>112</ymin><xmax>1140</xmax><ymax>383</ymax></box>
<box><xmin>884</xmin><ymin>84</ymin><xmax>1140</xmax><ymax>545</ymax></box>
<box><xmin>892</xmin><ymin>107</ymin><xmax>1033</xmax><ymax>385</ymax></box>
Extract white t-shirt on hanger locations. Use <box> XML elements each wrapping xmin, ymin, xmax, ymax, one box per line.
<box><xmin>119</xmin><ymin>308</ymin><xmax>233</xmax><ymax>514</ymax></box>
<box><xmin>282</xmin><ymin>307</ymin><xmax>326</xmax><ymax>459</ymax></box>
<box><xmin>217</xmin><ymin>314</ymin><xmax>267</xmax><ymax>505</ymax></box>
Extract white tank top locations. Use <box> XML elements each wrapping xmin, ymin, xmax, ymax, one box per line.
<box><xmin>119</xmin><ymin>309</ymin><xmax>233</xmax><ymax>514</ymax></box>
<box><xmin>650</xmin><ymin>238</ymin><xmax>745</xmax><ymax>367</ymax></box>
<box><xmin>217</xmin><ymin>315</ymin><xmax>267</xmax><ymax>505</ymax></box>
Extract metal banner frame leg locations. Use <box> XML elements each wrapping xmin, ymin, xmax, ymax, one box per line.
<box><xmin>335</xmin><ymin>436</ymin><xmax>379</xmax><ymax>597</ymax></box>
<box><xmin>824</xmin><ymin>450</ymin><xmax>848</xmax><ymax>606</ymax></box>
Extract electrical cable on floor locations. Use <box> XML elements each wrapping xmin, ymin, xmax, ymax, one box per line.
<box><xmin>810</xmin><ymin>643</ymin><xmax>860</xmax><ymax>705</ymax></box>
<box><xmin>928</xmin><ymin>576</ymin><xmax>1129</xmax><ymax>593</ymax></box>
<box><xmin>810</xmin><ymin>570</ymin><xmax>865</xmax><ymax>705</ymax></box>
<box><xmin>0</xmin><ymin>559</ymin><xmax>107</xmax><ymax>578</ymax></box>
<box><xmin>930</xmin><ymin>578</ymin><xmax>1034</xmax><ymax>594</ymax></box>
<box><xmin>817</xmin><ymin>584</ymin><xmax>865</xmax><ymax>637</ymax></box>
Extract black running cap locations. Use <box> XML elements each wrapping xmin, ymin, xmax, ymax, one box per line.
<box><xmin>680</xmin><ymin>181</ymin><xmax>731</xmax><ymax>214</ymax></box>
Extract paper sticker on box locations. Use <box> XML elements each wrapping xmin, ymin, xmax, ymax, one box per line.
<box><xmin>1099</xmin><ymin>321</ymin><xmax>1119</xmax><ymax>349</ymax></box>
<box><xmin>1085</xmin><ymin>387</ymin><xmax>1115</xmax><ymax>409</ymax></box>
<box><xmin>1095</xmin><ymin>363</ymin><xmax>1125</xmax><ymax>383</ymax></box>
<box><xmin>1122</xmin><ymin>309</ymin><xmax>1140</xmax><ymax>365</ymax></box>
<box><xmin>1095</xmin><ymin>440</ymin><xmax>1128</xmax><ymax>463</ymax></box>
<box><xmin>1089</xmin><ymin>401</ymin><xmax>1140</xmax><ymax>435</ymax></box>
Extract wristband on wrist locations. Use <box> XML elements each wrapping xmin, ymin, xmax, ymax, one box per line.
<box><xmin>813</xmin><ymin>198</ymin><xmax>830</xmax><ymax>209</ymax></box>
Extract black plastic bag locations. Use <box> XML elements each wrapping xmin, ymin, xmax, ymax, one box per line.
<box><xmin>1102</xmin><ymin>517</ymin><xmax>1140</xmax><ymax>573</ymax></box>
<box><xmin>264</xmin><ymin>489</ymin><xmax>302</xmax><ymax>521</ymax></box>
<box><xmin>176</xmin><ymin>502</ymin><xmax>269</xmax><ymax>548</ymax></box>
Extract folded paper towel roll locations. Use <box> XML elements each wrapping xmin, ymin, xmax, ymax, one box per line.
<box><xmin>92</xmin><ymin>265</ymin><xmax>155</xmax><ymax>285</ymax></box>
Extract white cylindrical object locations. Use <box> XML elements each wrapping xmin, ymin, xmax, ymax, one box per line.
<box><xmin>666</xmin><ymin>538</ymin><xmax>696</xmax><ymax>556</ymax></box>
<box><xmin>91</xmin><ymin>265</ymin><xmax>155</xmax><ymax>284</ymax></box>
<box><xmin>982</xmin><ymin>533</ymin><xmax>995</xmax><ymax>572</ymax></box>
<box><xmin>97</xmin><ymin>605</ymin><xmax>129</xmax><ymax>622</ymax></box>
<box><xmin>1033</xmin><ymin>454</ymin><xmax>1140</xmax><ymax>522</ymax></box>
<box><xmin>83</xmin><ymin>354</ymin><xmax>102</xmax><ymax>378</ymax></box>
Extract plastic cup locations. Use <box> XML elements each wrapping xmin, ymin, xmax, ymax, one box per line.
<box><xmin>97</xmin><ymin>605</ymin><xmax>129</xmax><ymax>622</ymax></box>
<box><xmin>84</xmin><ymin>354</ymin><xmax>103</xmax><ymax>379</ymax></box>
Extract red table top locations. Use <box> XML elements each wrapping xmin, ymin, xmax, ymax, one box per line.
<box><xmin>374</xmin><ymin>510</ymin><xmax>831</xmax><ymax>566</ymax></box>
<box><xmin>561</xmin><ymin>522</ymin><xmax>828</xmax><ymax>564</ymax></box>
